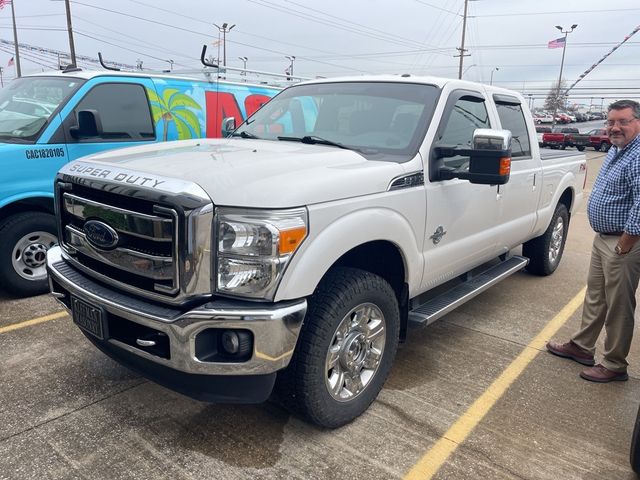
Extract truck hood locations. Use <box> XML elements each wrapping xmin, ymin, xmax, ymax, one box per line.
<box><xmin>76</xmin><ymin>139</ymin><xmax>409</xmax><ymax>207</ymax></box>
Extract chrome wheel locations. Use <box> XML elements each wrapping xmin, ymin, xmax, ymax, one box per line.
<box><xmin>325</xmin><ymin>302</ymin><xmax>386</xmax><ymax>402</ymax></box>
<box><xmin>11</xmin><ymin>231</ymin><xmax>57</xmax><ymax>281</ymax></box>
<box><xmin>548</xmin><ymin>216</ymin><xmax>564</xmax><ymax>265</ymax></box>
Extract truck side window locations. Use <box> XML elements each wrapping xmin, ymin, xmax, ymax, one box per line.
<box><xmin>439</xmin><ymin>97</ymin><xmax>490</xmax><ymax>168</ymax></box>
<box><xmin>72</xmin><ymin>83</ymin><xmax>154</xmax><ymax>141</ymax></box>
<box><xmin>495</xmin><ymin>102</ymin><xmax>531</xmax><ymax>159</ymax></box>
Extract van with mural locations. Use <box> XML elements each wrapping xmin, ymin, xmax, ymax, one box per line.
<box><xmin>0</xmin><ymin>66</ymin><xmax>283</xmax><ymax>296</ymax></box>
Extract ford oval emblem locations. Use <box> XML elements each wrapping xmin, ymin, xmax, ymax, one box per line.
<box><xmin>84</xmin><ymin>220</ymin><xmax>119</xmax><ymax>250</ymax></box>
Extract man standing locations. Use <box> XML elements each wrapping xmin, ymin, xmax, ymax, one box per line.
<box><xmin>547</xmin><ymin>99</ymin><xmax>640</xmax><ymax>382</ymax></box>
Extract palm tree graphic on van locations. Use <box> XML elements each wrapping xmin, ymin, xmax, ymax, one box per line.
<box><xmin>147</xmin><ymin>88</ymin><xmax>203</xmax><ymax>141</ymax></box>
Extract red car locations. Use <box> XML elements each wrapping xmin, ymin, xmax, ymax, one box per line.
<box><xmin>586</xmin><ymin>128</ymin><xmax>611</xmax><ymax>152</ymax></box>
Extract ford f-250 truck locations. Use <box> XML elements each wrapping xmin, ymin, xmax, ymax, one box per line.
<box><xmin>46</xmin><ymin>76</ymin><xmax>587</xmax><ymax>428</ymax></box>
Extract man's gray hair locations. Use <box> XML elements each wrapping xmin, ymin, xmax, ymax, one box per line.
<box><xmin>608</xmin><ymin>99</ymin><xmax>640</xmax><ymax>119</ymax></box>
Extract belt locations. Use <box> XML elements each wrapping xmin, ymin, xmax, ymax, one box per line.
<box><xmin>600</xmin><ymin>231</ymin><xmax>624</xmax><ymax>236</ymax></box>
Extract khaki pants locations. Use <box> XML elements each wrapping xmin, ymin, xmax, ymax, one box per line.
<box><xmin>572</xmin><ymin>233</ymin><xmax>640</xmax><ymax>372</ymax></box>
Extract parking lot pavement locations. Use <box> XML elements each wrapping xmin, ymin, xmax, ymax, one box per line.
<box><xmin>1</xmin><ymin>151</ymin><xmax>639</xmax><ymax>480</ymax></box>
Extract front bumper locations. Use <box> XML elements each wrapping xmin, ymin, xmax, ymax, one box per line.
<box><xmin>46</xmin><ymin>246</ymin><xmax>307</xmax><ymax>402</ymax></box>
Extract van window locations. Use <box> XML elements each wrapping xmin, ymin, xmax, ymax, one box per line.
<box><xmin>495</xmin><ymin>102</ymin><xmax>531</xmax><ymax>159</ymax></box>
<box><xmin>0</xmin><ymin>76</ymin><xmax>83</xmax><ymax>143</ymax></box>
<box><xmin>73</xmin><ymin>83</ymin><xmax>154</xmax><ymax>141</ymax></box>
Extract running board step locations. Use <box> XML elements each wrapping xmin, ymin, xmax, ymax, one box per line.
<box><xmin>408</xmin><ymin>255</ymin><xmax>529</xmax><ymax>327</ymax></box>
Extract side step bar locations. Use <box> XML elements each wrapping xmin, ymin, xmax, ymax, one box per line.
<box><xmin>408</xmin><ymin>255</ymin><xmax>529</xmax><ymax>327</ymax></box>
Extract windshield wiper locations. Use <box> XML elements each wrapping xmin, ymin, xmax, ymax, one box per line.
<box><xmin>230</xmin><ymin>130</ymin><xmax>260</xmax><ymax>139</ymax></box>
<box><xmin>277</xmin><ymin>135</ymin><xmax>352</xmax><ymax>150</ymax></box>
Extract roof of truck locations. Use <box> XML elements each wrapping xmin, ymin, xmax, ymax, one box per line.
<box><xmin>296</xmin><ymin>74</ymin><xmax>525</xmax><ymax>97</ymax></box>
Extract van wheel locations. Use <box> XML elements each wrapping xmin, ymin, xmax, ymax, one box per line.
<box><xmin>523</xmin><ymin>203</ymin><xmax>569</xmax><ymax>276</ymax></box>
<box><xmin>276</xmin><ymin>267</ymin><xmax>399</xmax><ymax>428</ymax></box>
<box><xmin>0</xmin><ymin>212</ymin><xmax>57</xmax><ymax>297</ymax></box>
<box><xmin>630</xmin><ymin>403</ymin><xmax>640</xmax><ymax>473</ymax></box>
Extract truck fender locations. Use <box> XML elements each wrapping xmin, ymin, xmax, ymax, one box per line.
<box><xmin>274</xmin><ymin>208</ymin><xmax>423</xmax><ymax>302</ymax></box>
<box><xmin>0</xmin><ymin>192</ymin><xmax>55</xmax><ymax>214</ymax></box>
<box><xmin>533</xmin><ymin>170</ymin><xmax>577</xmax><ymax>238</ymax></box>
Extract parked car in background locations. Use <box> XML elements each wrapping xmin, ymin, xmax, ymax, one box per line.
<box><xmin>533</xmin><ymin>113</ymin><xmax>553</xmax><ymax>124</ymax></box>
<box><xmin>536</xmin><ymin>125</ymin><xmax>552</xmax><ymax>146</ymax></box>
<box><xmin>585</xmin><ymin>128</ymin><xmax>611</xmax><ymax>151</ymax></box>
<box><xmin>541</xmin><ymin>127</ymin><xmax>585</xmax><ymax>150</ymax></box>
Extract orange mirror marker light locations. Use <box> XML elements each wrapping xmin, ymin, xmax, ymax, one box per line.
<box><xmin>499</xmin><ymin>157</ymin><xmax>511</xmax><ymax>176</ymax></box>
<box><xmin>279</xmin><ymin>226</ymin><xmax>307</xmax><ymax>254</ymax></box>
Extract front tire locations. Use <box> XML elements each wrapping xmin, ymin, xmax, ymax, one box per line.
<box><xmin>276</xmin><ymin>267</ymin><xmax>400</xmax><ymax>428</ymax></box>
<box><xmin>523</xmin><ymin>203</ymin><xmax>569</xmax><ymax>276</ymax></box>
<box><xmin>0</xmin><ymin>212</ymin><xmax>57</xmax><ymax>297</ymax></box>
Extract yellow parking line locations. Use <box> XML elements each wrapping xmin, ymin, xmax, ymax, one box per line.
<box><xmin>0</xmin><ymin>311</ymin><xmax>68</xmax><ymax>335</ymax></box>
<box><xmin>403</xmin><ymin>286</ymin><xmax>586</xmax><ymax>480</ymax></box>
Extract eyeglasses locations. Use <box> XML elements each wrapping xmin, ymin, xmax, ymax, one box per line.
<box><xmin>606</xmin><ymin>118</ymin><xmax>638</xmax><ymax>127</ymax></box>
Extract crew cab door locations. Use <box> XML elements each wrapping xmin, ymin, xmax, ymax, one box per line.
<box><xmin>422</xmin><ymin>90</ymin><xmax>501</xmax><ymax>289</ymax></box>
<box><xmin>56</xmin><ymin>77</ymin><xmax>157</xmax><ymax>161</ymax></box>
<box><xmin>491</xmin><ymin>94</ymin><xmax>542</xmax><ymax>250</ymax></box>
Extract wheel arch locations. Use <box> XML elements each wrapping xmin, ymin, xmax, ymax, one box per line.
<box><xmin>275</xmin><ymin>209</ymin><xmax>422</xmax><ymax>340</ymax></box>
<box><xmin>0</xmin><ymin>195</ymin><xmax>55</xmax><ymax>223</ymax></box>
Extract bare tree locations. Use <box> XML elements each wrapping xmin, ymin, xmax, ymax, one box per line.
<box><xmin>544</xmin><ymin>80</ymin><xmax>569</xmax><ymax>112</ymax></box>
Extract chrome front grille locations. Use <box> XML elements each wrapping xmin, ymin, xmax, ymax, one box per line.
<box><xmin>62</xmin><ymin>192</ymin><xmax>179</xmax><ymax>293</ymax></box>
<box><xmin>55</xmin><ymin>162</ymin><xmax>214</xmax><ymax>305</ymax></box>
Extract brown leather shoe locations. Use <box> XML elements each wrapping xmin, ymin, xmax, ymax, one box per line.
<box><xmin>580</xmin><ymin>364</ymin><xmax>628</xmax><ymax>383</ymax></box>
<box><xmin>546</xmin><ymin>340</ymin><xmax>595</xmax><ymax>366</ymax></box>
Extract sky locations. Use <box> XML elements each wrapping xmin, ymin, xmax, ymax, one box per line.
<box><xmin>1</xmin><ymin>0</ymin><xmax>639</xmax><ymax>109</ymax></box>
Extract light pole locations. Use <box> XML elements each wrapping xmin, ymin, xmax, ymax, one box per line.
<box><xmin>285</xmin><ymin>55</ymin><xmax>295</xmax><ymax>81</ymax></box>
<box><xmin>601</xmin><ymin>97</ymin><xmax>605</xmax><ymax>112</ymax></box>
<box><xmin>213</xmin><ymin>22</ymin><xmax>235</xmax><ymax>67</ymax></box>
<box><xmin>461</xmin><ymin>63</ymin><xmax>476</xmax><ymax>79</ymax></box>
<box><xmin>551</xmin><ymin>24</ymin><xmax>577</xmax><ymax>126</ymax></box>
<box><xmin>165</xmin><ymin>59</ymin><xmax>174</xmax><ymax>71</ymax></box>
<box><xmin>238</xmin><ymin>56</ymin><xmax>248</xmax><ymax>77</ymax></box>
<box><xmin>0</xmin><ymin>66</ymin><xmax>3</xmax><ymax>87</ymax></box>
<box><xmin>490</xmin><ymin>67</ymin><xmax>499</xmax><ymax>85</ymax></box>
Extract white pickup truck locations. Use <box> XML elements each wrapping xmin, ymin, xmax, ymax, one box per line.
<box><xmin>46</xmin><ymin>75</ymin><xmax>587</xmax><ymax>428</ymax></box>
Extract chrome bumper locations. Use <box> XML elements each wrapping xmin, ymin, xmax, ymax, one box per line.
<box><xmin>46</xmin><ymin>246</ymin><xmax>307</xmax><ymax>376</ymax></box>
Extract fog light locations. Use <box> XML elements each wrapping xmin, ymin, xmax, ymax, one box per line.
<box><xmin>221</xmin><ymin>330</ymin><xmax>252</xmax><ymax>356</ymax></box>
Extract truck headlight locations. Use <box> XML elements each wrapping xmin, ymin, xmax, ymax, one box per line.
<box><xmin>215</xmin><ymin>207</ymin><xmax>308</xmax><ymax>299</ymax></box>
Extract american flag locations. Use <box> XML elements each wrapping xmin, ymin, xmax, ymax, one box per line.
<box><xmin>7</xmin><ymin>57</ymin><xmax>13</xmax><ymax>67</ymax></box>
<box><xmin>548</xmin><ymin>37</ymin><xmax>566</xmax><ymax>49</ymax></box>
<box><xmin>0</xmin><ymin>0</ymin><xmax>9</xmax><ymax>10</ymax></box>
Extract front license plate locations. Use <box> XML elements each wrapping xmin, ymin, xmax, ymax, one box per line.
<box><xmin>71</xmin><ymin>296</ymin><xmax>105</xmax><ymax>340</ymax></box>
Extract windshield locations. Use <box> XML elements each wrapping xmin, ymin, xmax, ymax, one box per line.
<box><xmin>234</xmin><ymin>81</ymin><xmax>440</xmax><ymax>161</ymax></box>
<box><xmin>0</xmin><ymin>76</ymin><xmax>84</xmax><ymax>142</ymax></box>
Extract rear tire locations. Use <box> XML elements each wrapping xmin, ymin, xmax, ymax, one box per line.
<box><xmin>577</xmin><ymin>146</ymin><xmax>585</xmax><ymax>151</ymax></box>
<box><xmin>275</xmin><ymin>267</ymin><xmax>399</xmax><ymax>428</ymax></box>
<box><xmin>0</xmin><ymin>212</ymin><xmax>57</xmax><ymax>297</ymax></box>
<box><xmin>523</xmin><ymin>203</ymin><xmax>569</xmax><ymax>276</ymax></box>
<box><xmin>600</xmin><ymin>142</ymin><xmax>610</xmax><ymax>152</ymax></box>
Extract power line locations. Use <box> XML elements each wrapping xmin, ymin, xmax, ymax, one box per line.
<box><xmin>69</xmin><ymin>1</ymin><xmax>371</xmax><ymax>73</ymax></box>
<box><xmin>413</xmin><ymin>0</ymin><xmax>460</xmax><ymax>16</ymax></box>
<box><xmin>473</xmin><ymin>8</ymin><xmax>640</xmax><ymax>18</ymax></box>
